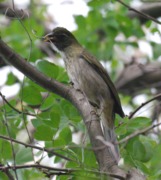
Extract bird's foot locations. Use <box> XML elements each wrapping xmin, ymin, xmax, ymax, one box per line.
<box><xmin>89</xmin><ymin>101</ymin><xmax>99</xmax><ymax>109</ymax></box>
<box><xmin>69</xmin><ymin>81</ymin><xmax>74</xmax><ymax>87</ymax></box>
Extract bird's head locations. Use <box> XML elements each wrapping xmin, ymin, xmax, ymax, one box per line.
<box><xmin>43</xmin><ymin>27</ymin><xmax>79</xmax><ymax>52</ymax></box>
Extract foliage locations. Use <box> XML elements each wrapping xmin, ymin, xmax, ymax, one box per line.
<box><xmin>0</xmin><ymin>0</ymin><xmax>161</xmax><ymax>179</ymax></box>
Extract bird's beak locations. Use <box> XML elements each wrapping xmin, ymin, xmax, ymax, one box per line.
<box><xmin>43</xmin><ymin>36</ymin><xmax>50</xmax><ymax>42</ymax></box>
<box><xmin>43</xmin><ymin>32</ymin><xmax>53</xmax><ymax>42</ymax></box>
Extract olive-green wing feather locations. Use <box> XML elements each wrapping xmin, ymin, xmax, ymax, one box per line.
<box><xmin>80</xmin><ymin>49</ymin><xmax>124</xmax><ymax>117</ymax></box>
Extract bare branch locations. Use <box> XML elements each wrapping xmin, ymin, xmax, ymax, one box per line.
<box><xmin>117</xmin><ymin>0</ymin><xmax>161</xmax><ymax>24</ymax></box>
<box><xmin>0</xmin><ymin>135</ymin><xmax>73</xmax><ymax>162</ymax></box>
<box><xmin>0</xmin><ymin>91</ymin><xmax>36</xmax><ymax>116</ymax></box>
<box><xmin>0</xmin><ymin>163</ymin><xmax>127</xmax><ymax>180</ymax></box>
<box><xmin>0</xmin><ymin>39</ymin><xmax>145</xmax><ymax>179</ymax></box>
<box><xmin>1</xmin><ymin>97</ymin><xmax>18</xmax><ymax>179</ymax></box>
<box><xmin>0</xmin><ymin>163</ymin><xmax>71</xmax><ymax>172</ymax></box>
<box><xmin>118</xmin><ymin>122</ymin><xmax>161</xmax><ymax>144</ymax></box>
<box><xmin>128</xmin><ymin>2</ymin><xmax>161</xmax><ymax>24</ymax></box>
<box><xmin>0</xmin><ymin>39</ymin><xmax>71</xmax><ymax>101</ymax></box>
<box><xmin>1</xmin><ymin>167</ymin><xmax>14</xmax><ymax>180</ymax></box>
<box><xmin>0</xmin><ymin>3</ymin><xmax>29</xmax><ymax>19</ymax></box>
<box><xmin>129</xmin><ymin>93</ymin><xmax>161</xmax><ymax>119</ymax></box>
<box><xmin>116</xmin><ymin>62</ymin><xmax>161</xmax><ymax>96</ymax></box>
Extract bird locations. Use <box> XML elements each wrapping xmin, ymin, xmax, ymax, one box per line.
<box><xmin>43</xmin><ymin>27</ymin><xmax>124</xmax><ymax>162</ymax></box>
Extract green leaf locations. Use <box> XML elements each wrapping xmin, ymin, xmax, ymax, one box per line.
<box><xmin>0</xmin><ymin>172</ymin><xmax>8</xmax><ymax>180</ymax></box>
<box><xmin>150</xmin><ymin>144</ymin><xmax>161</xmax><ymax>173</ymax></box>
<box><xmin>83</xmin><ymin>148</ymin><xmax>97</xmax><ymax>167</ymax></box>
<box><xmin>34</xmin><ymin>125</ymin><xmax>54</xmax><ymax>141</ymax></box>
<box><xmin>151</xmin><ymin>27</ymin><xmax>158</xmax><ymax>34</ymax></box>
<box><xmin>126</xmin><ymin>136</ymin><xmax>153</xmax><ymax>163</ymax></box>
<box><xmin>53</xmin><ymin>138</ymin><xmax>66</xmax><ymax>148</ymax></box>
<box><xmin>38</xmin><ymin>111</ymin><xmax>50</xmax><ymax>120</ymax></box>
<box><xmin>59</xmin><ymin>127</ymin><xmax>72</xmax><ymax>142</ymax></box>
<box><xmin>135</xmin><ymin>160</ymin><xmax>150</xmax><ymax>174</ymax></box>
<box><xmin>127</xmin><ymin>117</ymin><xmax>151</xmax><ymax>133</ymax></box>
<box><xmin>151</xmin><ymin>42</ymin><xmax>161</xmax><ymax>59</ymax></box>
<box><xmin>16</xmin><ymin>147</ymin><xmax>33</xmax><ymax>164</ymax></box>
<box><xmin>31</xmin><ymin>118</ymin><xmax>43</xmax><ymax>128</ymax></box>
<box><xmin>132</xmin><ymin>140</ymin><xmax>146</xmax><ymax>162</ymax></box>
<box><xmin>0</xmin><ymin>140</ymin><xmax>12</xmax><ymax>160</ymax></box>
<box><xmin>139</xmin><ymin>135</ymin><xmax>155</xmax><ymax>162</ymax></box>
<box><xmin>40</xmin><ymin>94</ymin><xmax>55</xmax><ymax>111</ymax></box>
<box><xmin>115</xmin><ymin>123</ymin><xmax>127</xmax><ymax>136</ymax></box>
<box><xmin>6</xmin><ymin>72</ymin><xmax>17</xmax><ymax>85</ymax></box>
<box><xmin>87</xmin><ymin>0</ymin><xmax>107</xmax><ymax>9</ymax></box>
<box><xmin>36</xmin><ymin>60</ymin><xmax>59</xmax><ymax>79</ymax></box>
<box><xmin>21</xmin><ymin>86</ymin><xmax>42</xmax><ymax>105</ymax></box>
<box><xmin>145</xmin><ymin>21</ymin><xmax>152</xmax><ymax>28</ymax></box>
<box><xmin>50</xmin><ymin>111</ymin><xmax>60</xmax><ymax>129</ymax></box>
<box><xmin>61</xmin><ymin>100</ymin><xmax>80</xmax><ymax>122</ymax></box>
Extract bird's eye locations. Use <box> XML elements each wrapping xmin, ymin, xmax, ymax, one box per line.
<box><xmin>57</xmin><ymin>34</ymin><xmax>68</xmax><ymax>40</ymax></box>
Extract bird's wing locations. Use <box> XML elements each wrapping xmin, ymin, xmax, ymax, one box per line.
<box><xmin>80</xmin><ymin>49</ymin><xmax>124</xmax><ymax>117</ymax></box>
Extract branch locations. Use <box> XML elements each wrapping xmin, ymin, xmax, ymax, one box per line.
<box><xmin>116</xmin><ymin>62</ymin><xmax>161</xmax><ymax>96</ymax></box>
<box><xmin>0</xmin><ymin>135</ymin><xmax>73</xmax><ymax>162</ymax></box>
<box><xmin>0</xmin><ymin>92</ymin><xmax>36</xmax><ymax>116</ymax></box>
<box><xmin>0</xmin><ymin>166</ymin><xmax>14</xmax><ymax>180</ymax></box>
<box><xmin>0</xmin><ymin>3</ymin><xmax>29</xmax><ymax>19</ymax></box>
<box><xmin>0</xmin><ymin>39</ymin><xmax>71</xmax><ymax>101</ymax></box>
<box><xmin>129</xmin><ymin>93</ymin><xmax>161</xmax><ymax>119</ymax></box>
<box><xmin>0</xmin><ymin>39</ymin><xmax>145</xmax><ymax>179</ymax></box>
<box><xmin>117</xmin><ymin>0</ymin><xmax>161</xmax><ymax>24</ymax></box>
<box><xmin>128</xmin><ymin>2</ymin><xmax>161</xmax><ymax>24</ymax></box>
<box><xmin>0</xmin><ymin>163</ymin><xmax>71</xmax><ymax>172</ymax></box>
<box><xmin>118</xmin><ymin>122</ymin><xmax>161</xmax><ymax>144</ymax></box>
<box><xmin>1</xmin><ymin>96</ymin><xmax>18</xmax><ymax>179</ymax></box>
<box><xmin>0</xmin><ymin>163</ymin><xmax>126</xmax><ymax>180</ymax></box>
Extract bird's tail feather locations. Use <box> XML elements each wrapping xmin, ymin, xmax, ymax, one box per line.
<box><xmin>103</xmin><ymin>126</ymin><xmax>120</xmax><ymax>163</ymax></box>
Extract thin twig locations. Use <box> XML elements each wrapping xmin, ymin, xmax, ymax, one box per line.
<box><xmin>129</xmin><ymin>93</ymin><xmax>161</xmax><ymax>119</ymax></box>
<box><xmin>118</xmin><ymin>122</ymin><xmax>161</xmax><ymax>144</ymax></box>
<box><xmin>0</xmin><ymin>163</ymin><xmax>125</xmax><ymax>180</ymax></box>
<box><xmin>0</xmin><ymin>92</ymin><xmax>36</xmax><ymax>117</ymax></box>
<box><xmin>0</xmin><ymin>135</ymin><xmax>74</xmax><ymax>162</ymax></box>
<box><xmin>11</xmin><ymin>0</ymin><xmax>15</xmax><ymax>10</ymax></box>
<box><xmin>117</xmin><ymin>0</ymin><xmax>161</xmax><ymax>25</ymax></box>
<box><xmin>0</xmin><ymin>38</ymin><xmax>127</xmax><ymax>178</ymax></box>
<box><xmin>5</xmin><ymin>6</ymin><xmax>37</xmax><ymax>161</ymax></box>
<box><xmin>0</xmin><ymin>163</ymin><xmax>71</xmax><ymax>172</ymax></box>
<box><xmin>2</xmin><ymin>168</ymin><xmax>14</xmax><ymax>180</ymax></box>
<box><xmin>1</xmin><ymin>98</ymin><xmax>18</xmax><ymax>179</ymax></box>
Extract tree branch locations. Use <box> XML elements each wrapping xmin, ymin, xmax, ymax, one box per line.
<box><xmin>0</xmin><ymin>91</ymin><xmax>36</xmax><ymax>116</ymax></box>
<box><xmin>0</xmin><ymin>3</ymin><xmax>29</xmax><ymax>19</ymax></box>
<box><xmin>0</xmin><ymin>39</ymin><xmax>71</xmax><ymax>100</ymax></box>
<box><xmin>0</xmin><ymin>163</ymin><xmax>71</xmax><ymax>172</ymax></box>
<box><xmin>0</xmin><ymin>163</ymin><xmax>126</xmax><ymax>180</ymax></box>
<box><xmin>117</xmin><ymin>0</ymin><xmax>161</xmax><ymax>24</ymax></box>
<box><xmin>129</xmin><ymin>93</ymin><xmax>161</xmax><ymax>119</ymax></box>
<box><xmin>118</xmin><ymin>122</ymin><xmax>161</xmax><ymax>144</ymax></box>
<box><xmin>128</xmin><ymin>2</ymin><xmax>161</xmax><ymax>24</ymax></box>
<box><xmin>0</xmin><ymin>39</ymin><xmax>147</xmax><ymax>179</ymax></box>
<box><xmin>0</xmin><ymin>134</ymin><xmax>73</xmax><ymax>162</ymax></box>
<box><xmin>116</xmin><ymin>62</ymin><xmax>161</xmax><ymax>95</ymax></box>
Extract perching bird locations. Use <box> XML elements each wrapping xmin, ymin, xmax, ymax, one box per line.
<box><xmin>44</xmin><ymin>27</ymin><xmax>124</xmax><ymax>162</ymax></box>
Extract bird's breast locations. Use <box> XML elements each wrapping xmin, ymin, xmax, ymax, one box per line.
<box><xmin>63</xmin><ymin>55</ymin><xmax>112</xmax><ymax>107</ymax></box>
<box><xmin>64</xmin><ymin>56</ymin><xmax>80</xmax><ymax>90</ymax></box>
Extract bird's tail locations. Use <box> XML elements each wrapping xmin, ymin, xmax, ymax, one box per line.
<box><xmin>100</xmin><ymin>101</ymin><xmax>120</xmax><ymax>163</ymax></box>
<box><xmin>103</xmin><ymin>126</ymin><xmax>120</xmax><ymax>163</ymax></box>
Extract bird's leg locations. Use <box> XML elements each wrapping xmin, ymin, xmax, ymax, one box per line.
<box><xmin>89</xmin><ymin>101</ymin><xmax>99</xmax><ymax>109</ymax></box>
<box><xmin>87</xmin><ymin>101</ymin><xmax>100</xmax><ymax>122</ymax></box>
<box><xmin>69</xmin><ymin>81</ymin><xmax>74</xmax><ymax>87</ymax></box>
<box><xmin>88</xmin><ymin>100</ymin><xmax>98</xmax><ymax>114</ymax></box>
<box><xmin>70</xmin><ymin>81</ymin><xmax>84</xmax><ymax>94</ymax></box>
<box><xmin>97</xmin><ymin>106</ymin><xmax>104</xmax><ymax>117</ymax></box>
